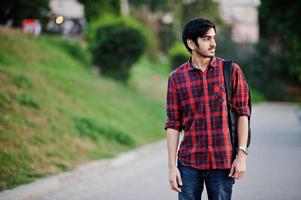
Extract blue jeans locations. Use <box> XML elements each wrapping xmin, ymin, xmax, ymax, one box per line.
<box><xmin>177</xmin><ymin>160</ymin><xmax>235</xmax><ymax>200</ymax></box>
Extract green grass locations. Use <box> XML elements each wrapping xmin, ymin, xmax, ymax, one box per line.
<box><xmin>0</xmin><ymin>27</ymin><xmax>167</xmax><ymax>190</ymax></box>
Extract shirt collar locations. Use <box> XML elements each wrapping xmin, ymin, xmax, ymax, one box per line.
<box><xmin>188</xmin><ymin>56</ymin><xmax>217</xmax><ymax>71</ymax></box>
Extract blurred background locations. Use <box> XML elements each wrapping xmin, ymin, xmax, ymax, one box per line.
<box><xmin>0</xmin><ymin>0</ymin><xmax>300</xmax><ymax>193</ymax></box>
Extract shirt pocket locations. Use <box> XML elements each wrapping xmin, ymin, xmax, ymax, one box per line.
<box><xmin>213</xmin><ymin>83</ymin><xmax>226</xmax><ymax>106</ymax></box>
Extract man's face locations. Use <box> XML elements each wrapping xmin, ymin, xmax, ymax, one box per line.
<box><xmin>192</xmin><ymin>28</ymin><xmax>216</xmax><ymax>58</ymax></box>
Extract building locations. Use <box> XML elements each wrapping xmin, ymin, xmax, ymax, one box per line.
<box><xmin>216</xmin><ymin>0</ymin><xmax>260</xmax><ymax>44</ymax></box>
<box><xmin>47</xmin><ymin>0</ymin><xmax>85</xmax><ymax>35</ymax></box>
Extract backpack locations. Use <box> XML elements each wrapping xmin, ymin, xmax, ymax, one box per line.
<box><xmin>223</xmin><ymin>60</ymin><xmax>251</xmax><ymax>159</ymax></box>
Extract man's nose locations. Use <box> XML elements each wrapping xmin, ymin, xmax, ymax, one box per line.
<box><xmin>211</xmin><ymin>39</ymin><xmax>216</xmax><ymax>47</ymax></box>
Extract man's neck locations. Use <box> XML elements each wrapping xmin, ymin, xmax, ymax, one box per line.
<box><xmin>191</xmin><ymin>55</ymin><xmax>211</xmax><ymax>72</ymax></box>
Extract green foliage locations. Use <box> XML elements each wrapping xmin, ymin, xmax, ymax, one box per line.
<box><xmin>250</xmin><ymin>89</ymin><xmax>266</xmax><ymax>103</ymax></box>
<box><xmin>129</xmin><ymin>0</ymin><xmax>170</xmax><ymax>12</ymax></box>
<box><xmin>73</xmin><ymin>117</ymin><xmax>135</xmax><ymax>146</ymax></box>
<box><xmin>78</xmin><ymin>0</ymin><xmax>120</xmax><ymax>22</ymax></box>
<box><xmin>158</xmin><ymin>24</ymin><xmax>177</xmax><ymax>53</ymax></box>
<box><xmin>129</xmin><ymin>0</ymin><xmax>222</xmax><ymax>54</ymax></box>
<box><xmin>0</xmin><ymin>0</ymin><xmax>49</xmax><ymax>26</ymax></box>
<box><xmin>239</xmin><ymin>0</ymin><xmax>301</xmax><ymax>100</ymax></box>
<box><xmin>90</xmin><ymin>16</ymin><xmax>147</xmax><ymax>81</ymax></box>
<box><xmin>258</xmin><ymin>0</ymin><xmax>301</xmax><ymax>93</ymax></box>
<box><xmin>180</xmin><ymin>0</ymin><xmax>222</xmax><ymax>27</ymax></box>
<box><xmin>215</xmin><ymin>28</ymin><xmax>239</xmax><ymax>60</ymax></box>
<box><xmin>259</xmin><ymin>0</ymin><xmax>300</xmax><ymax>39</ymax></box>
<box><xmin>86</xmin><ymin>14</ymin><xmax>157</xmax><ymax>59</ymax></box>
<box><xmin>168</xmin><ymin>42</ymin><xmax>190</xmax><ymax>71</ymax></box>
<box><xmin>241</xmin><ymin>41</ymin><xmax>288</xmax><ymax>100</ymax></box>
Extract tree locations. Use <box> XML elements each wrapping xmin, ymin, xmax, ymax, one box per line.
<box><xmin>259</xmin><ymin>0</ymin><xmax>301</xmax><ymax>84</ymax></box>
<box><xmin>78</xmin><ymin>0</ymin><xmax>121</xmax><ymax>22</ymax></box>
<box><xmin>241</xmin><ymin>0</ymin><xmax>301</xmax><ymax>100</ymax></box>
<box><xmin>129</xmin><ymin>0</ymin><xmax>170</xmax><ymax>12</ymax></box>
<box><xmin>129</xmin><ymin>0</ymin><xmax>222</xmax><ymax>53</ymax></box>
<box><xmin>0</xmin><ymin>0</ymin><xmax>49</xmax><ymax>26</ymax></box>
<box><xmin>90</xmin><ymin>16</ymin><xmax>147</xmax><ymax>81</ymax></box>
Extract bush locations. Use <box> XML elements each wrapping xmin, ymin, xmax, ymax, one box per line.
<box><xmin>168</xmin><ymin>42</ymin><xmax>190</xmax><ymax>71</ymax></box>
<box><xmin>86</xmin><ymin>14</ymin><xmax>158</xmax><ymax>59</ymax></box>
<box><xmin>89</xmin><ymin>15</ymin><xmax>147</xmax><ymax>81</ymax></box>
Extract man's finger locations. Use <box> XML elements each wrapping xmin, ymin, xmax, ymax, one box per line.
<box><xmin>172</xmin><ymin>180</ymin><xmax>181</xmax><ymax>192</ymax></box>
<box><xmin>177</xmin><ymin>172</ymin><xmax>183</xmax><ymax>186</ymax></box>
<box><xmin>234</xmin><ymin>170</ymin><xmax>240</xmax><ymax>179</ymax></box>
<box><xmin>236</xmin><ymin>172</ymin><xmax>241</xmax><ymax>179</ymax></box>
<box><xmin>229</xmin><ymin>164</ymin><xmax>235</xmax><ymax>177</ymax></box>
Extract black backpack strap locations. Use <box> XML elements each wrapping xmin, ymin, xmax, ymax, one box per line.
<box><xmin>247</xmin><ymin>86</ymin><xmax>252</xmax><ymax>147</ymax></box>
<box><xmin>223</xmin><ymin>60</ymin><xmax>252</xmax><ymax>152</ymax></box>
<box><xmin>223</xmin><ymin>60</ymin><xmax>238</xmax><ymax>152</ymax></box>
<box><xmin>223</xmin><ymin>60</ymin><xmax>233</xmax><ymax>106</ymax></box>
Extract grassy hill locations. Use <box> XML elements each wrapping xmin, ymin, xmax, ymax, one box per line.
<box><xmin>0</xmin><ymin>27</ymin><xmax>168</xmax><ymax>190</ymax></box>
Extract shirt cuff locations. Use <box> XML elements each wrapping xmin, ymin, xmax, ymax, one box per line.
<box><xmin>232</xmin><ymin>105</ymin><xmax>250</xmax><ymax>117</ymax></box>
<box><xmin>164</xmin><ymin>121</ymin><xmax>182</xmax><ymax>132</ymax></box>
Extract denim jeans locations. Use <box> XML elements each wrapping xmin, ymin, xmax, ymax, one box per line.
<box><xmin>177</xmin><ymin>160</ymin><xmax>235</xmax><ymax>200</ymax></box>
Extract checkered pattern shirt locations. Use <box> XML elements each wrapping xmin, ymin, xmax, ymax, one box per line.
<box><xmin>165</xmin><ymin>57</ymin><xmax>250</xmax><ymax>169</ymax></box>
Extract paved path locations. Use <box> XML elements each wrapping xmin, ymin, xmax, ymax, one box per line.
<box><xmin>233</xmin><ymin>103</ymin><xmax>301</xmax><ymax>200</ymax></box>
<box><xmin>0</xmin><ymin>103</ymin><xmax>301</xmax><ymax>200</ymax></box>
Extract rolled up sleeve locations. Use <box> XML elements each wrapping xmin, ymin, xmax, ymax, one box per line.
<box><xmin>231</xmin><ymin>63</ymin><xmax>250</xmax><ymax>117</ymax></box>
<box><xmin>164</xmin><ymin>75</ymin><xmax>182</xmax><ymax>131</ymax></box>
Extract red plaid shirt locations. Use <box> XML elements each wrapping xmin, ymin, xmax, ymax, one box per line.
<box><xmin>165</xmin><ymin>57</ymin><xmax>250</xmax><ymax>170</ymax></box>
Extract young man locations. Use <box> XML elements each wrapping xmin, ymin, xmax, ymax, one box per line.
<box><xmin>165</xmin><ymin>18</ymin><xmax>250</xmax><ymax>200</ymax></box>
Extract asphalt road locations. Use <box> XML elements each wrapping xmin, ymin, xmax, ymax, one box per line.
<box><xmin>1</xmin><ymin>103</ymin><xmax>301</xmax><ymax>200</ymax></box>
<box><xmin>232</xmin><ymin>103</ymin><xmax>301</xmax><ymax>200</ymax></box>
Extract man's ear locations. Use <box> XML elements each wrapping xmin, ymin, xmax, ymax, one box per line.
<box><xmin>187</xmin><ymin>39</ymin><xmax>195</xmax><ymax>50</ymax></box>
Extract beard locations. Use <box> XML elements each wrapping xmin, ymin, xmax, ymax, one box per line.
<box><xmin>195</xmin><ymin>46</ymin><xmax>216</xmax><ymax>58</ymax></box>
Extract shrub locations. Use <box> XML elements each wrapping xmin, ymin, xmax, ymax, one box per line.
<box><xmin>89</xmin><ymin>15</ymin><xmax>147</xmax><ymax>81</ymax></box>
<box><xmin>86</xmin><ymin>14</ymin><xmax>157</xmax><ymax>58</ymax></box>
<box><xmin>168</xmin><ymin>42</ymin><xmax>190</xmax><ymax>71</ymax></box>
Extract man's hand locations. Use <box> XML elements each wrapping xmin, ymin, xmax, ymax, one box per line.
<box><xmin>169</xmin><ymin>165</ymin><xmax>182</xmax><ymax>192</ymax></box>
<box><xmin>229</xmin><ymin>151</ymin><xmax>247</xmax><ymax>179</ymax></box>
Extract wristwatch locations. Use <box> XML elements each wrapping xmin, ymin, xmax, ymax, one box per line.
<box><xmin>237</xmin><ymin>146</ymin><xmax>248</xmax><ymax>155</ymax></box>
